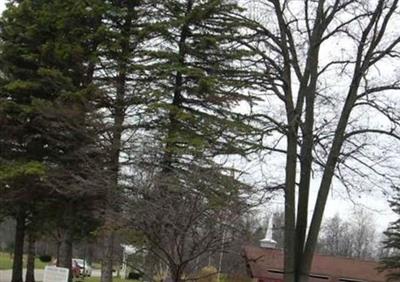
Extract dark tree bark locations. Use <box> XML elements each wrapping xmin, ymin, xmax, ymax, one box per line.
<box><xmin>56</xmin><ymin>241</ymin><xmax>61</xmax><ymax>266</ymax></box>
<box><xmin>170</xmin><ymin>265</ymin><xmax>183</xmax><ymax>282</ymax></box>
<box><xmin>11</xmin><ymin>207</ymin><xmax>26</xmax><ymax>282</ymax></box>
<box><xmin>100</xmin><ymin>2</ymin><xmax>133</xmax><ymax>282</ymax></box>
<box><xmin>59</xmin><ymin>228</ymin><xmax>73</xmax><ymax>282</ymax></box>
<box><xmin>25</xmin><ymin>233</ymin><xmax>36</xmax><ymax>282</ymax></box>
<box><xmin>101</xmin><ymin>231</ymin><xmax>115</xmax><ymax>282</ymax></box>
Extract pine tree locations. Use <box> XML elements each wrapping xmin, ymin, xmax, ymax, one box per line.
<box><xmin>147</xmin><ymin>0</ymin><xmax>255</xmax><ymax>171</ymax></box>
<box><xmin>380</xmin><ymin>188</ymin><xmax>400</xmax><ymax>280</ymax></box>
<box><xmin>94</xmin><ymin>1</ymin><xmax>154</xmax><ymax>282</ymax></box>
<box><xmin>0</xmin><ymin>1</ymin><xmax>105</xmax><ymax>281</ymax></box>
<box><xmin>128</xmin><ymin>1</ymin><xmax>256</xmax><ymax>281</ymax></box>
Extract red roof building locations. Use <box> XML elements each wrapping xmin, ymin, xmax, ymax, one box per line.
<box><xmin>243</xmin><ymin>245</ymin><xmax>389</xmax><ymax>282</ymax></box>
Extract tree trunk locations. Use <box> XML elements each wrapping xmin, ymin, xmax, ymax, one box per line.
<box><xmin>11</xmin><ymin>207</ymin><xmax>26</xmax><ymax>282</ymax></box>
<box><xmin>170</xmin><ymin>265</ymin><xmax>182</xmax><ymax>282</ymax></box>
<box><xmin>59</xmin><ymin>228</ymin><xmax>73</xmax><ymax>282</ymax></box>
<box><xmin>283</xmin><ymin>131</ymin><xmax>297</xmax><ymax>282</ymax></box>
<box><xmin>25</xmin><ymin>233</ymin><xmax>36</xmax><ymax>282</ymax></box>
<box><xmin>101</xmin><ymin>231</ymin><xmax>115</xmax><ymax>282</ymax></box>
<box><xmin>299</xmin><ymin>75</ymin><xmax>362</xmax><ymax>281</ymax></box>
<box><xmin>298</xmin><ymin>274</ymin><xmax>310</xmax><ymax>282</ymax></box>
<box><xmin>272</xmin><ymin>1</ymin><xmax>298</xmax><ymax>277</ymax></box>
<box><xmin>100</xmin><ymin>3</ymin><xmax>133</xmax><ymax>281</ymax></box>
<box><xmin>56</xmin><ymin>241</ymin><xmax>61</xmax><ymax>266</ymax></box>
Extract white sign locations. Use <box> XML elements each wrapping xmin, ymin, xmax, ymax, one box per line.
<box><xmin>121</xmin><ymin>244</ymin><xmax>137</xmax><ymax>255</ymax></box>
<box><xmin>43</xmin><ymin>266</ymin><xmax>69</xmax><ymax>282</ymax></box>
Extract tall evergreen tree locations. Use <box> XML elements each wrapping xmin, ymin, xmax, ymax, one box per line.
<box><xmin>125</xmin><ymin>1</ymin><xmax>257</xmax><ymax>281</ymax></box>
<box><xmin>380</xmin><ymin>188</ymin><xmax>400</xmax><ymax>280</ymax></box>
<box><xmin>95</xmin><ymin>1</ymin><xmax>153</xmax><ymax>282</ymax></box>
<box><xmin>148</xmin><ymin>0</ymin><xmax>254</xmax><ymax>171</ymax></box>
<box><xmin>0</xmin><ymin>1</ymin><xmax>106</xmax><ymax>281</ymax></box>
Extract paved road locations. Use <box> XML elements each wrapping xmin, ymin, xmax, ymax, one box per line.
<box><xmin>0</xmin><ymin>269</ymin><xmax>101</xmax><ymax>282</ymax></box>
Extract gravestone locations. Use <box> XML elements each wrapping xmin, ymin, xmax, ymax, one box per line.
<box><xmin>43</xmin><ymin>266</ymin><xmax>69</xmax><ymax>282</ymax></box>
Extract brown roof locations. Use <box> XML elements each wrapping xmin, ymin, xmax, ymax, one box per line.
<box><xmin>243</xmin><ymin>245</ymin><xmax>388</xmax><ymax>282</ymax></box>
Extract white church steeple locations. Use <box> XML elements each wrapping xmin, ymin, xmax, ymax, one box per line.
<box><xmin>260</xmin><ymin>215</ymin><xmax>277</xmax><ymax>249</ymax></box>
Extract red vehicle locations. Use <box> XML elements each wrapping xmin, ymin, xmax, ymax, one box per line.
<box><xmin>52</xmin><ymin>258</ymin><xmax>89</xmax><ymax>278</ymax></box>
<box><xmin>72</xmin><ymin>260</ymin><xmax>81</xmax><ymax>278</ymax></box>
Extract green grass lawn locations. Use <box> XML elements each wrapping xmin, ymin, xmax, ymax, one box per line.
<box><xmin>76</xmin><ymin>278</ymin><xmax>132</xmax><ymax>282</ymax></box>
<box><xmin>91</xmin><ymin>262</ymin><xmax>101</xmax><ymax>269</ymax></box>
<box><xmin>0</xmin><ymin>252</ymin><xmax>49</xmax><ymax>270</ymax></box>
<box><xmin>0</xmin><ymin>252</ymin><xmax>13</xmax><ymax>269</ymax></box>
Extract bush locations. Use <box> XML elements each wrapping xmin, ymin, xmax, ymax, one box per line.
<box><xmin>197</xmin><ymin>266</ymin><xmax>218</xmax><ymax>282</ymax></box>
<box><xmin>128</xmin><ymin>271</ymin><xmax>143</xmax><ymax>280</ymax></box>
<box><xmin>38</xmin><ymin>255</ymin><xmax>52</xmax><ymax>263</ymax></box>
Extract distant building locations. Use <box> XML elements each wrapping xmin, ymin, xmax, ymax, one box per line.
<box><xmin>243</xmin><ymin>245</ymin><xmax>388</xmax><ymax>282</ymax></box>
<box><xmin>243</xmin><ymin>217</ymin><xmax>388</xmax><ymax>282</ymax></box>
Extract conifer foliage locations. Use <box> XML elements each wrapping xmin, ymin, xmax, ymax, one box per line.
<box><xmin>1</xmin><ymin>1</ymin><xmax>255</xmax><ymax>282</ymax></box>
<box><xmin>0</xmin><ymin>1</ymin><xmax>106</xmax><ymax>282</ymax></box>
<box><xmin>124</xmin><ymin>1</ymin><xmax>256</xmax><ymax>281</ymax></box>
<box><xmin>380</xmin><ymin>188</ymin><xmax>400</xmax><ymax>281</ymax></box>
<box><xmin>147</xmin><ymin>0</ymin><xmax>254</xmax><ymax>170</ymax></box>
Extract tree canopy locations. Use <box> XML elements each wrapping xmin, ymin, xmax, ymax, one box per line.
<box><xmin>2</xmin><ymin>1</ymin><xmax>400</xmax><ymax>282</ymax></box>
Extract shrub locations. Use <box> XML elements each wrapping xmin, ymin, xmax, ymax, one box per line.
<box><xmin>197</xmin><ymin>266</ymin><xmax>218</xmax><ymax>282</ymax></box>
<box><xmin>38</xmin><ymin>255</ymin><xmax>52</xmax><ymax>263</ymax></box>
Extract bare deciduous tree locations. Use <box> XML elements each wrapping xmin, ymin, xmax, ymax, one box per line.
<box><xmin>318</xmin><ymin>211</ymin><xmax>376</xmax><ymax>259</ymax></box>
<box><xmin>241</xmin><ymin>0</ymin><xmax>400</xmax><ymax>281</ymax></box>
<box><xmin>318</xmin><ymin>214</ymin><xmax>353</xmax><ymax>258</ymax></box>
<box><xmin>125</xmin><ymin>166</ymin><xmax>253</xmax><ymax>282</ymax></box>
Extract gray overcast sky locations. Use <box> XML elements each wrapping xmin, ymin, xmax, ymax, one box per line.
<box><xmin>0</xmin><ymin>0</ymin><xmax>396</xmax><ymax>235</ymax></box>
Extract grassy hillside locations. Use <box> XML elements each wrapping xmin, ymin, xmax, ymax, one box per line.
<box><xmin>0</xmin><ymin>252</ymin><xmax>49</xmax><ymax>270</ymax></box>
